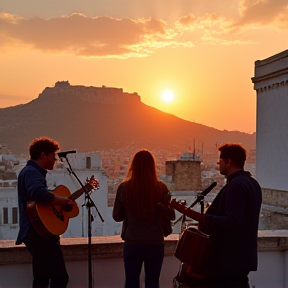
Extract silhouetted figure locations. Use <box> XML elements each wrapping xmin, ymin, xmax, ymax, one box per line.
<box><xmin>16</xmin><ymin>137</ymin><xmax>76</xmax><ymax>288</ymax></box>
<box><xmin>170</xmin><ymin>143</ymin><xmax>262</xmax><ymax>288</ymax></box>
<box><xmin>113</xmin><ymin>149</ymin><xmax>175</xmax><ymax>288</ymax></box>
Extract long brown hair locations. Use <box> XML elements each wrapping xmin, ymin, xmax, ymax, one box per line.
<box><xmin>124</xmin><ymin>150</ymin><xmax>163</xmax><ymax>219</ymax></box>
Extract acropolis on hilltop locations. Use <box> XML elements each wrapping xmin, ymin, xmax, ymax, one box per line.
<box><xmin>38</xmin><ymin>81</ymin><xmax>141</xmax><ymax>104</ymax></box>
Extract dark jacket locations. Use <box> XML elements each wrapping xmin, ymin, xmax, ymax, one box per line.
<box><xmin>201</xmin><ymin>170</ymin><xmax>262</xmax><ymax>280</ymax></box>
<box><xmin>16</xmin><ymin>160</ymin><xmax>55</xmax><ymax>245</ymax></box>
<box><xmin>112</xmin><ymin>181</ymin><xmax>174</xmax><ymax>245</ymax></box>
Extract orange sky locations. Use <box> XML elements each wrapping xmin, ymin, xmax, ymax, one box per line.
<box><xmin>1</xmin><ymin>0</ymin><xmax>288</xmax><ymax>133</ymax></box>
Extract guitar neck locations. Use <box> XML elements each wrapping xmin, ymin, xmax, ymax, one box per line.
<box><xmin>67</xmin><ymin>177</ymin><xmax>97</xmax><ymax>201</ymax></box>
<box><xmin>69</xmin><ymin>187</ymin><xmax>86</xmax><ymax>201</ymax></box>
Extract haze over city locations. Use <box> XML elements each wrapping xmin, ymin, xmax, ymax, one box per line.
<box><xmin>1</xmin><ymin>0</ymin><xmax>288</xmax><ymax>133</ymax></box>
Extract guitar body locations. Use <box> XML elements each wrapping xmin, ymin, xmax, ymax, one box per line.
<box><xmin>27</xmin><ymin>185</ymin><xmax>80</xmax><ymax>237</ymax></box>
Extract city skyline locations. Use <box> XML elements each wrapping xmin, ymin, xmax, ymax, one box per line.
<box><xmin>1</xmin><ymin>0</ymin><xmax>288</xmax><ymax>133</ymax></box>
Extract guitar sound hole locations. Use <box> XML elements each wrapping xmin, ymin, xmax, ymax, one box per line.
<box><xmin>62</xmin><ymin>204</ymin><xmax>73</xmax><ymax>212</ymax></box>
<box><xmin>52</xmin><ymin>206</ymin><xmax>64</xmax><ymax>221</ymax></box>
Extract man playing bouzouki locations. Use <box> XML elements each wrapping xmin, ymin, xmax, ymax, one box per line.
<box><xmin>170</xmin><ymin>143</ymin><xmax>262</xmax><ymax>288</ymax></box>
<box><xmin>16</xmin><ymin>137</ymin><xmax>76</xmax><ymax>288</ymax></box>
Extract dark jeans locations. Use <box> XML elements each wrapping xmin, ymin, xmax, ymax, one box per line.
<box><xmin>123</xmin><ymin>242</ymin><xmax>164</xmax><ymax>288</ymax></box>
<box><xmin>23</xmin><ymin>227</ymin><xmax>69</xmax><ymax>288</ymax></box>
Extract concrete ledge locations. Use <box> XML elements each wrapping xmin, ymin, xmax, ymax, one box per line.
<box><xmin>1</xmin><ymin>231</ymin><xmax>288</xmax><ymax>266</ymax></box>
<box><xmin>0</xmin><ymin>234</ymin><xmax>179</xmax><ymax>265</ymax></box>
<box><xmin>257</xmin><ymin>230</ymin><xmax>288</xmax><ymax>251</ymax></box>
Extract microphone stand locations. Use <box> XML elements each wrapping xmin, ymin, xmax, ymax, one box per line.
<box><xmin>61</xmin><ymin>155</ymin><xmax>104</xmax><ymax>288</ymax></box>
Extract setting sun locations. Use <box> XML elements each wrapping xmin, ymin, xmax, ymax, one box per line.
<box><xmin>161</xmin><ymin>89</ymin><xmax>174</xmax><ymax>103</ymax></box>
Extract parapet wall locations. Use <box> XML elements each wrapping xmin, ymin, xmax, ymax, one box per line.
<box><xmin>262</xmin><ymin>187</ymin><xmax>288</xmax><ymax>208</ymax></box>
<box><xmin>0</xmin><ymin>235</ymin><xmax>177</xmax><ymax>265</ymax></box>
<box><xmin>1</xmin><ymin>232</ymin><xmax>288</xmax><ymax>288</ymax></box>
<box><xmin>1</xmin><ymin>231</ymin><xmax>288</xmax><ymax>265</ymax></box>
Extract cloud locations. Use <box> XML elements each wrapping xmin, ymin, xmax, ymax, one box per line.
<box><xmin>176</xmin><ymin>13</ymin><xmax>239</xmax><ymax>45</ymax></box>
<box><xmin>0</xmin><ymin>13</ymin><xmax>183</xmax><ymax>58</ymax></box>
<box><xmin>1</xmin><ymin>1</ymin><xmax>287</xmax><ymax>59</ymax></box>
<box><xmin>0</xmin><ymin>94</ymin><xmax>25</xmax><ymax>101</ymax></box>
<box><xmin>236</xmin><ymin>0</ymin><xmax>288</xmax><ymax>27</ymax></box>
<box><xmin>175</xmin><ymin>0</ymin><xmax>288</xmax><ymax>45</ymax></box>
<box><xmin>177</xmin><ymin>13</ymin><xmax>234</xmax><ymax>32</ymax></box>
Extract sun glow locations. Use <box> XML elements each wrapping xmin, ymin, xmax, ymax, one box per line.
<box><xmin>161</xmin><ymin>89</ymin><xmax>175</xmax><ymax>103</ymax></box>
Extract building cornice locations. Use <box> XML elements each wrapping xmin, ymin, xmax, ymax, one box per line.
<box><xmin>251</xmin><ymin>67</ymin><xmax>288</xmax><ymax>84</ymax></box>
<box><xmin>251</xmin><ymin>49</ymin><xmax>288</xmax><ymax>92</ymax></box>
<box><xmin>251</xmin><ymin>68</ymin><xmax>288</xmax><ymax>92</ymax></box>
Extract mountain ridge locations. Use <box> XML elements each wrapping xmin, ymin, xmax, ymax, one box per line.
<box><xmin>0</xmin><ymin>83</ymin><xmax>255</xmax><ymax>156</ymax></box>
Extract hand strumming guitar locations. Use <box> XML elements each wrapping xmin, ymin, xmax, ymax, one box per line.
<box><xmin>51</xmin><ymin>195</ymin><xmax>76</xmax><ymax>212</ymax></box>
<box><xmin>169</xmin><ymin>199</ymin><xmax>204</xmax><ymax>223</ymax></box>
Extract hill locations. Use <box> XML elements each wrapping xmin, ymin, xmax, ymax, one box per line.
<box><xmin>0</xmin><ymin>82</ymin><xmax>255</xmax><ymax>156</ymax></box>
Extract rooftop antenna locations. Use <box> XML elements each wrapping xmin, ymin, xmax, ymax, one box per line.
<box><xmin>193</xmin><ymin>138</ymin><xmax>196</xmax><ymax>160</ymax></box>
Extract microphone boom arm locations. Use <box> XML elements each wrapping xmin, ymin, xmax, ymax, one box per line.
<box><xmin>172</xmin><ymin>182</ymin><xmax>217</xmax><ymax>228</ymax></box>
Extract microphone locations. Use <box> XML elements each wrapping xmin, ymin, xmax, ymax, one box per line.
<box><xmin>199</xmin><ymin>182</ymin><xmax>217</xmax><ymax>196</ymax></box>
<box><xmin>57</xmin><ymin>150</ymin><xmax>77</xmax><ymax>158</ymax></box>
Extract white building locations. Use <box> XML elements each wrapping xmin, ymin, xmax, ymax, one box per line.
<box><xmin>252</xmin><ymin>49</ymin><xmax>288</xmax><ymax>190</ymax></box>
<box><xmin>251</xmin><ymin>49</ymin><xmax>288</xmax><ymax>230</ymax></box>
<box><xmin>0</xmin><ymin>179</ymin><xmax>18</xmax><ymax>239</ymax></box>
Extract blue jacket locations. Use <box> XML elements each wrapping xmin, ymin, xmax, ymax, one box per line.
<box><xmin>16</xmin><ymin>160</ymin><xmax>54</xmax><ymax>244</ymax></box>
<box><xmin>201</xmin><ymin>170</ymin><xmax>262</xmax><ymax>280</ymax></box>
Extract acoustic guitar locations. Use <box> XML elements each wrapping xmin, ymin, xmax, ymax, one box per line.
<box><xmin>26</xmin><ymin>176</ymin><xmax>99</xmax><ymax>238</ymax></box>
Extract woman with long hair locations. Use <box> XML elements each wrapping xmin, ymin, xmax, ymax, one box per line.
<box><xmin>113</xmin><ymin>149</ymin><xmax>174</xmax><ymax>288</ymax></box>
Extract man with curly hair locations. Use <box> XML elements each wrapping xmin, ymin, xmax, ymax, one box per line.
<box><xmin>16</xmin><ymin>137</ymin><xmax>76</xmax><ymax>288</ymax></box>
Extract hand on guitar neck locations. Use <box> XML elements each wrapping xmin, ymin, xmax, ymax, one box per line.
<box><xmin>51</xmin><ymin>176</ymin><xmax>99</xmax><ymax>212</ymax></box>
<box><xmin>169</xmin><ymin>199</ymin><xmax>204</xmax><ymax>223</ymax></box>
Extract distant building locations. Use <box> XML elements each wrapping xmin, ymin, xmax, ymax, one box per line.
<box><xmin>165</xmin><ymin>151</ymin><xmax>203</xmax><ymax>192</ymax></box>
<box><xmin>55</xmin><ymin>80</ymin><xmax>70</xmax><ymax>87</ymax></box>
<box><xmin>0</xmin><ymin>179</ymin><xmax>18</xmax><ymax>240</ymax></box>
<box><xmin>39</xmin><ymin>82</ymin><xmax>141</xmax><ymax>104</ymax></box>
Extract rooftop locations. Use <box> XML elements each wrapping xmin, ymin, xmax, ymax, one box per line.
<box><xmin>1</xmin><ymin>231</ymin><xmax>288</xmax><ymax>288</ymax></box>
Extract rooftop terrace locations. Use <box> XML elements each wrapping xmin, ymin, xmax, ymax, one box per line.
<box><xmin>1</xmin><ymin>231</ymin><xmax>288</xmax><ymax>288</ymax></box>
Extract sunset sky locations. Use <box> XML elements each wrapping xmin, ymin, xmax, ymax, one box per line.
<box><xmin>1</xmin><ymin>0</ymin><xmax>288</xmax><ymax>133</ymax></box>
